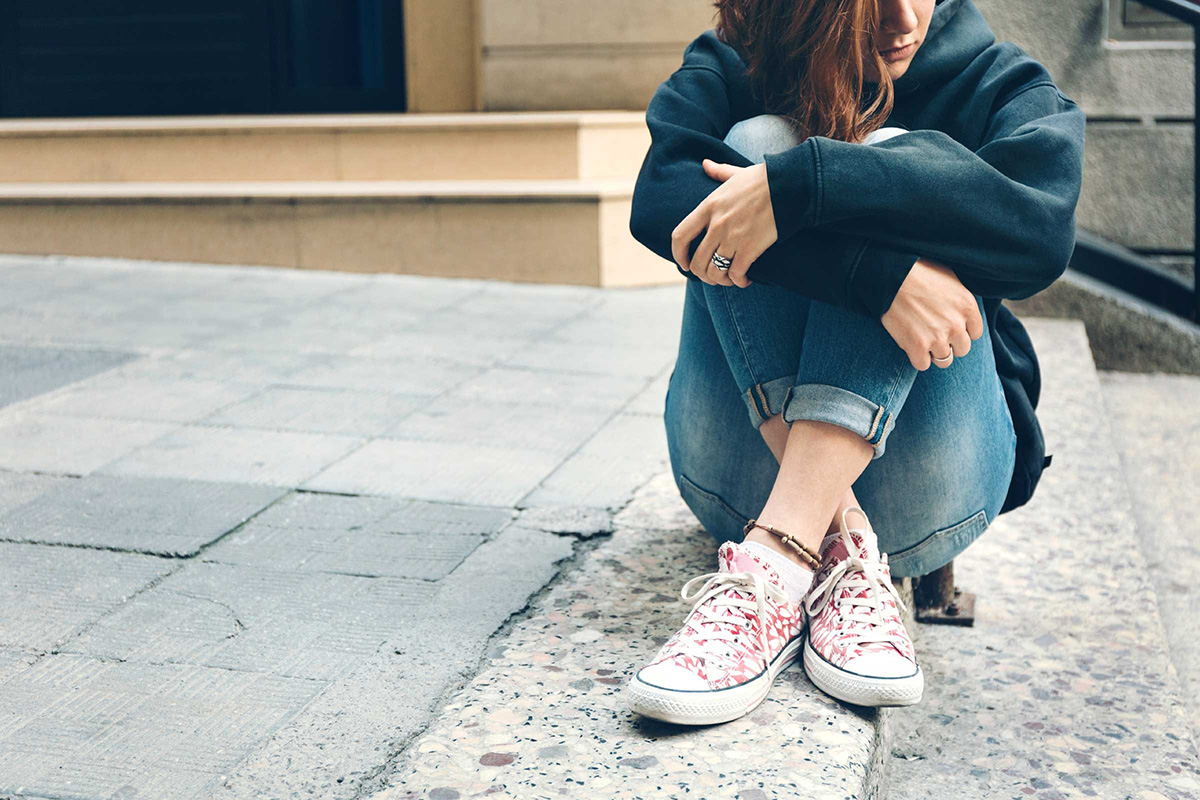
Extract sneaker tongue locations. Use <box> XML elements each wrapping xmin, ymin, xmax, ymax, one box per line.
<box><xmin>819</xmin><ymin>527</ymin><xmax>881</xmax><ymax>566</ymax></box>
<box><xmin>717</xmin><ymin>540</ymin><xmax>786</xmax><ymax>594</ymax></box>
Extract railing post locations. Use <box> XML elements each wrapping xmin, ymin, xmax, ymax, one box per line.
<box><xmin>914</xmin><ymin>559</ymin><xmax>976</xmax><ymax>626</ymax></box>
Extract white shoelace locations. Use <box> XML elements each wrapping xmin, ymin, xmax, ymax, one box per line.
<box><xmin>668</xmin><ymin>570</ymin><xmax>788</xmax><ymax>668</ymax></box>
<box><xmin>803</xmin><ymin>531</ymin><xmax>910</xmax><ymax>650</ymax></box>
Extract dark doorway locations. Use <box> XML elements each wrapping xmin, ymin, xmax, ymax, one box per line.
<box><xmin>0</xmin><ymin>0</ymin><xmax>407</xmax><ymax>118</ymax></box>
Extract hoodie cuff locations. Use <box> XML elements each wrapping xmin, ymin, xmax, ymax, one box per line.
<box><xmin>849</xmin><ymin>243</ymin><xmax>920</xmax><ymax>318</ymax></box>
<box><xmin>762</xmin><ymin>137</ymin><xmax>821</xmax><ymax>241</ymax></box>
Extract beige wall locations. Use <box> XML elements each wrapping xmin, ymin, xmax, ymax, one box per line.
<box><xmin>408</xmin><ymin>0</ymin><xmax>718</xmax><ymax>112</ymax></box>
<box><xmin>403</xmin><ymin>0</ymin><xmax>483</xmax><ymax>112</ymax></box>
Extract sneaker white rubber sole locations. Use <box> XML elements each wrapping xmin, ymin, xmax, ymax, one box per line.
<box><xmin>625</xmin><ymin>634</ymin><xmax>805</xmax><ymax>726</ymax></box>
<box><xmin>802</xmin><ymin>634</ymin><xmax>924</xmax><ymax>707</ymax></box>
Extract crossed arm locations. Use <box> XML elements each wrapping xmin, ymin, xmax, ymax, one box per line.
<box><xmin>628</xmin><ymin>33</ymin><xmax>1087</xmax><ymax>319</ymax></box>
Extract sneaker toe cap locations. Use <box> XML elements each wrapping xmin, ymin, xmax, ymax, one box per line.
<box><xmin>636</xmin><ymin>660</ymin><xmax>709</xmax><ymax>691</ymax></box>
<box><xmin>842</xmin><ymin>651</ymin><xmax>918</xmax><ymax>678</ymax></box>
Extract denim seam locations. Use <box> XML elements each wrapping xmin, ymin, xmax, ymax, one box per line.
<box><xmin>744</xmin><ymin>386</ymin><xmax>766</xmax><ymax>425</ymax></box>
<box><xmin>677</xmin><ymin>473</ymin><xmax>749</xmax><ymax>530</ymax></box>
<box><xmin>886</xmin><ymin>507</ymin><xmax>989</xmax><ymax>575</ymax></box>
<box><xmin>783</xmin><ymin>383</ymin><xmax>881</xmax><ymax>448</ymax></box>
<box><xmin>745</xmin><ymin>374</ymin><xmax>796</xmax><ymax>428</ymax></box>
<box><xmin>754</xmin><ymin>383</ymin><xmax>769</xmax><ymax>414</ymax></box>
<box><xmin>865</xmin><ymin>359</ymin><xmax>910</xmax><ymax>446</ymax></box>
<box><xmin>718</xmin><ymin>286</ymin><xmax>761</xmax><ymax>388</ymax></box>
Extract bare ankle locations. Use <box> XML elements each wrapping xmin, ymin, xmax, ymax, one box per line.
<box><xmin>742</xmin><ymin>527</ymin><xmax>814</xmax><ymax>570</ymax></box>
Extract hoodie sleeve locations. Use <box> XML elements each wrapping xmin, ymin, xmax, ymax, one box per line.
<box><xmin>628</xmin><ymin>36</ymin><xmax>922</xmax><ymax>319</ymax></box>
<box><xmin>762</xmin><ymin>80</ymin><xmax>1086</xmax><ymax>301</ymax></box>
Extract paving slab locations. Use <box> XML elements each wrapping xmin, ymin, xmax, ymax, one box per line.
<box><xmin>0</xmin><ymin>542</ymin><xmax>173</xmax><ymax>651</ymax></box>
<box><xmin>0</xmin><ymin>256</ymin><xmax>124</xmax><ymax>307</ymax></box>
<box><xmin>204</xmin><ymin>520</ymin><xmax>485</xmax><ymax>580</ymax></box>
<box><xmin>135</xmin><ymin>346</ymin><xmax>331</xmax><ymax>384</ymax></box>
<box><xmin>0</xmin><ymin>654</ymin><xmax>327</xmax><ymax>800</ymax></box>
<box><xmin>24</xmin><ymin>372</ymin><xmax>258</xmax><ymax>422</ymax></box>
<box><xmin>97</xmin><ymin>424</ymin><xmax>364</xmax><ymax>486</ymax></box>
<box><xmin>0</xmin><ymin>343</ymin><xmax>139</xmax><ymax>409</ymax></box>
<box><xmin>886</xmin><ymin>319</ymin><xmax>1200</xmax><ymax>800</ymax></box>
<box><xmin>447</xmin><ymin>365</ymin><xmax>648</xmax><ymax>411</ymax></box>
<box><xmin>625</xmin><ymin>367</ymin><xmax>673</xmax><ymax>416</ymax></box>
<box><xmin>0</xmin><ymin>471</ymin><xmax>72</xmax><ymax>513</ymax></box>
<box><xmin>284</xmin><ymin>354</ymin><xmax>482</xmax><ymax>396</ymax></box>
<box><xmin>383</xmin><ymin>399</ymin><xmax>615</xmax><ymax>455</ymax></box>
<box><xmin>365</xmin><ymin>498</ymin><xmax>516</xmax><ymax>536</ymax></box>
<box><xmin>66</xmin><ymin>560</ymin><xmax>438</xmax><ymax>682</ymax></box>
<box><xmin>302</xmin><ymin>438</ymin><xmax>564</xmax><ymax>505</ymax></box>
<box><xmin>201</xmin><ymin>385</ymin><xmax>427</xmax><ymax>435</ymax></box>
<box><xmin>0</xmin><ymin>474</ymin><xmax>286</xmax><ymax>556</ymax></box>
<box><xmin>0</xmin><ymin>411</ymin><xmax>179</xmax><ymax>474</ymax></box>
<box><xmin>519</xmin><ymin>412</ymin><xmax>671</xmax><ymax>509</ymax></box>
<box><xmin>218</xmin><ymin>523</ymin><xmax>578</xmax><ymax>800</ymax></box>
<box><xmin>349</xmin><ymin>329</ymin><xmax>536</xmax><ymax>368</ymax></box>
<box><xmin>505</xmin><ymin>338</ymin><xmax>675</xmax><ymax>378</ymax></box>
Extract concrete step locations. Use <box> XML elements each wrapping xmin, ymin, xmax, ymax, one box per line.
<box><xmin>1099</xmin><ymin>368</ymin><xmax>1200</xmax><ymax>745</ymax></box>
<box><xmin>0</xmin><ymin>111</ymin><xmax>668</xmax><ymax>286</ymax></box>
<box><xmin>0</xmin><ymin>111</ymin><xmax>650</xmax><ymax>182</ymax></box>
<box><xmin>886</xmin><ymin>318</ymin><xmax>1200</xmax><ymax>799</ymax></box>
<box><xmin>373</xmin><ymin>317</ymin><xmax>1197</xmax><ymax>799</ymax></box>
<box><xmin>0</xmin><ymin>179</ymin><xmax>679</xmax><ymax>287</ymax></box>
<box><xmin>372</xmin><ymin>316</ymin><xmax>1200</xmax><ymax>796</ymax></box>
<box><xmin>374</xmin><ymin>469</ymin><xmax>896</xmax><ymax>800</ymax></box>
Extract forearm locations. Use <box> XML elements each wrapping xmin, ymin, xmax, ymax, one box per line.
<box><xmin>762</xmin><ymin>87</ymin><xmax>1086</xmax><ymax>300</ymax></box>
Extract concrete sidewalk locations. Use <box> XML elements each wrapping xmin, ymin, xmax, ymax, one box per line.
<box><xmin>0</xmin><ymin>255</ymin><xmax>679</xmax><ymax>799</ymax></box>
<box><xmin>4</xmin><ymin>256</ymin><xmax>1198</xmax><ymax>800</ymax></box>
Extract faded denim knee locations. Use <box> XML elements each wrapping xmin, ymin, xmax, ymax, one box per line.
<box><xmin>724</xmin><ymin>114</ymin><xmax>804</xmax><ymax>164</ymax></box>
<box><xmin>726</xmin><ymin>116</ymin><xmax>911</xmax><ymax>163</ymax></box>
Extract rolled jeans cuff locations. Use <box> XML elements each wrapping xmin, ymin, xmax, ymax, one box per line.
<box><xmin>742</xmin><ymin>374</ymin><xmax>795</xmax><ymax>429</ymax></box>
<box><xmin>783</xmin><ymin>382</ymin><xmax>896</xmax><ymax>460</ymax></box>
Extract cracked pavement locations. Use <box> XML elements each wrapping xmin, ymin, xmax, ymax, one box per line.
<box><xmin>0</xmin><ymin>254</ymin><xmax>682</xmax><ymax>799</ymax></box>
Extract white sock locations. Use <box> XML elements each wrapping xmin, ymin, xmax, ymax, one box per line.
<box><xmin>740</xmin><ymin>540</ymin><xmax>815</xmax><ymax>606</ymax></box>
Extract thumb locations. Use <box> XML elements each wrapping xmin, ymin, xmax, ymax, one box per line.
<box><xmin>703</xmin><ymin>158</ymin><xmax>738</xmax><ymax>182</ymax></box>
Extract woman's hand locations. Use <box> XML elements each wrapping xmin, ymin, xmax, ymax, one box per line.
<box><xmin>881</xmin><ymin>258</ymin><xmax>984</xmax><ymax>370</ymax></box>
<box><xmin>670</xmin><ymin>159</ymin><xmax>778</xmax><ymax>288</ymax></box>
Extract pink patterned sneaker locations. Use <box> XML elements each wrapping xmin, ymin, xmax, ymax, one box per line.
<box><xmin>626</xmin><ymin>539</ymin><xmax>807</xmax><ymax>725</ymax></box>
<box><xmin>802</xmin><ymin>505</ymin><xmax>923</xmax><ymax>707</ymax></box>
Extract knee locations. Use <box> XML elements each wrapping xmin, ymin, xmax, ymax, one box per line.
<box><xmin>724</xmin><ymin>114</ymin><xmax>803</xmax><ymax>164</ymax></box>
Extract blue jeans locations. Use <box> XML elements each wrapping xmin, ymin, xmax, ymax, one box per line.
<box><xmin>663</xmin><ymin>115</ymin><xmax>1018</xmax><ymax>579</ymax></box>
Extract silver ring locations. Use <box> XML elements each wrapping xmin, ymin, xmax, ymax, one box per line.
<box><xmin>932</xmin><ymin>351</ymin><xmax>954</xmax><ymax>363</ymax></box>
<box><xmin>711</xmin><ymin>252</ymin><xmax>732</xmax><ymax>272</ymax></box>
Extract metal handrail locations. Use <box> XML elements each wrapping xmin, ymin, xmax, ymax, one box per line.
<box><xmin>1131</xmin><ymin>0</ymin><xmax>1200</xmax><ymax>23</ymax></box>
<box><xmin>1121</xmin><ymin>0</ymin><xmax>1199</xmax><ymax>320</ymax></box>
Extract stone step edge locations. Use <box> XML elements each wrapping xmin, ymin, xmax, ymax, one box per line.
<box><xmin>0</xmin><ymin>109</ymin><xmax>646</xmax><ymax>138</ymax></box>
<box><xmin>0</xmin><ymin>178</ymin><xmax>635</xmax><ymax>204</ymax></box>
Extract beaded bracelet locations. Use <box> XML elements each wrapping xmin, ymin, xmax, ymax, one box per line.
<box><xmin>742</xmin><ymin>518</ymin><xmax>823</xmax><ymax>572</ymax></box>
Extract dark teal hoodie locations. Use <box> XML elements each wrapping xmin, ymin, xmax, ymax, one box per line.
<box><xmin>629</xmin><ymin>0</ymin><xmax>1086</xmax><ymax>515</ymax></box>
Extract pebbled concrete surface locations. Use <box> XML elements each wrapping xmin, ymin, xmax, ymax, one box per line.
<box><xmin>1100</xmin><ymin>369</ymin><xmax>1200</xmax><ymax>745</ymax></box>
<box><xmin>374</xmin><ymin>471</ymin><xmax>889</xmax><ymax>800</ymax></box>
<box><xmin>0</xmin><ymin>254</ymin><xmax>679</xmax><ymax>800</ymax></box>
<box><xmin>886</xmin><ymin>320</ymin><xmax>1200</xmax><ymax>800</ymax></box>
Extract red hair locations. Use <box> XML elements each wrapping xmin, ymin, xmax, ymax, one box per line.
<box><xmin>713</xmin><ymin>0</ymin><xmax>896</xmax><ymax>143</ymax></box>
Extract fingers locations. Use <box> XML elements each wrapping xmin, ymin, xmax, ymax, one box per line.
<box><xmin>907</xmin><ymin>345</ymin><xmax>932</xmax><ymax>371</ymax></box>
<box><xmin>965</xmin><ymin>299</ymin><xmax>985</xmax><ymax>340</ymax></box>
<box><xmin>929</xmin><ymin>326</ymin><xmax>973</xmax><ymax>369</ymax></box>
<box><xmin>690</xmin><ymin>227</ymin><xmax>735</xmax><ymax>287</ymax></box>
<box><xmin>727</xmin><ymin>251</ymin><xmax>752</xmax><ymax>288</ymax></box>
<box><xmin>671</xmin><ymin>204</ymin><xmax>708</xmax><ymax>274</ymax></box>
<box><xmin>949</xmin><ymin>327</ymin><xmax>972</xmax><ymax>359</ymax></box>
